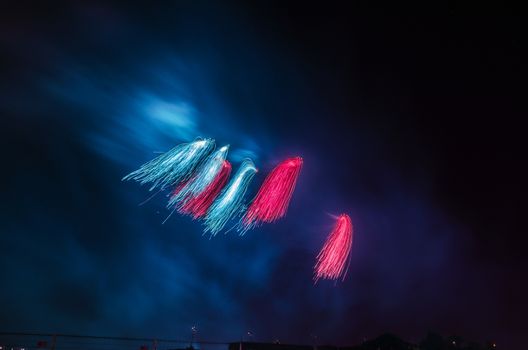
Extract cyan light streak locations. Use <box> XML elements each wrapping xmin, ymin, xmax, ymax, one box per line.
<box><xmin>122</xmin><ymin>138</ymin><xmax>214</xmax><ymax>191</ymax></box>
<box><xmin>168</xmin><ymin>145</ymin><xmax>230</xmax><ymax>209</ymax></box>
<box><xmin>203</xmin><ymin>159</ymin><xmax>257</xmax><ymax>236</ymax></box>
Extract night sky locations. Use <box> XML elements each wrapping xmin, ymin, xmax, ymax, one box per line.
<box><xmin>1</xmin><ymin>2</ymin><xmax>525</xmax><ymax>349</ymax></box>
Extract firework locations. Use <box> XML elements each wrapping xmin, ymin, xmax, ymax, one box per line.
<box><xmin>203</xmin><ymin>159</ymin><xmax>257</xmax><ymax>236</ymax></box>
<box><xmin>241</xmin><ymin>156</ymin><xmax>303</xmax><ymax>231</ymax></box>
<box><xmin>177</xmin><ymin>160</ymin><xmax>232</xmax><ymax>219</ymax></box>
<box><xmin>314</xmin><ymin>214</ymin><xmax>353</xmax><ymax>282</ymax></box>
<box><xmin>168</xmin><ymin>145</ymin><xmax>229</xmax><ymax>209</ymax></box>
<box><xmin>123</xmin><ymin>138</ymin><xmax>214</xmax><ymax>191</ymax></box>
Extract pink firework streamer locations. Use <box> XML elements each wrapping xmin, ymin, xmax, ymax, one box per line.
<box><xmin>178</xmin><ymin>160</ymin><xmax>232</xmax><ymax>219</ymax></box>
<box><xmin>314</xmin><ymin>214</ymin><xmax>353</xmax><ymax>282</ymax></box>
<box><xmin>241</xmin><ymin>156</ymin><xmax>303</xmax><ymax>231</ymax></box>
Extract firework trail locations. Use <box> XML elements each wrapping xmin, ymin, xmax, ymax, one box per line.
<box><xmin>241</xmin><ymin>156</ymin><xmax>303</xmax><ymax>231</ymax></box>
<box><xmin>203</xmin><ymin>159</ymin><xmax>257</xmax><ymax>236</ymax></box>
<box><xmin>168</xmin><ymin>145</ymin><xmax>229</xmax><ymax>209</ymax></box>
<box><xmin>123</xmin><ymin>138</ymin><xmax>215</xmax><ymax>191</ymax></box>
<box><xmin>314</xmin><ymin>214</ymin><xmax>353</xmax><ymax>282</ymax></box>
<box><xmin>177</xmin><ymin>160</ymin><xmax>232</xmax><ymax>219</ymax></box>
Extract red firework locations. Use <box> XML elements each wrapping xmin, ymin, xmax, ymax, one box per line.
<box><xmin>242</xmin><ymin>156</ymin><xmax>303</xmax><ymax>230</ymax></box>
<box><xmin>314</xmin><ymin>214</ymin><xmax>353</xmax><ymax>282</ymax></box>
<box><xmin>178</xmin><ymin>160</ymin><xmax>232</xmax><ymax>219</ymax></box>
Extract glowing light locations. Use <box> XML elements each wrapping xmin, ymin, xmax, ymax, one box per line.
<box><xmin>168</xmin><ymin>145</ymin><xmax>229</xmax><ymax>209</ymax></box>
<box><xmin>314</xmin><ymin>214</ymin><xmax>353</xmax><ymax>282</ymax></box>
<box><xmin>177</xmin><ymin>160</ymin><xmax>232</xmax><ymax>219</ymax></box>
<box><xmin>122</xmin><ymin>138</ymin><xmax>214</xmax><ymax>191</ymax></box>
<box><xmin>203</xmin><ymin>159</ymin><xmax>257</xmax><ymax>236</ymax></box>
<box><xmin>241</xmin><ymin>156</ymin><xmax>302</xmax><ymax>231</ymax></box>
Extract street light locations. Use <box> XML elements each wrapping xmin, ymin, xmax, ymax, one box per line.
<box><xmin>190</xmin><ymin>325</ymin><xmax>198</xmax><ymax>348</ymax></box>
<box><xmin>247</xmin><ymin>331</ymin><xmax>254</xmax><ymax>342</ymax></box>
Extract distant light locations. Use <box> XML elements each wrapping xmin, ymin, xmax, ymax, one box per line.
<box><xmin>492</xmin><ymin>343</ymin><xmax>496</xmax><ymax>348</ymax></box>
<box><xmin>452</xmin><ymin>341</ymin><xmax>456</xmax><ymax>345</ymax></box>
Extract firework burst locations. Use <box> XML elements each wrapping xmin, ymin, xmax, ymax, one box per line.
<box><xmin>122</xmin><ymin>138</ymin><xmax>214</xmax><ymax>191</ymax></box>
<box><xmin>168</xmin><ymin>145</ymin><xmax>229</xmax><ymax>209</ymax></box>
<box><xmin>314</xmin><ymin>214</ymin><xmax>353</xmax><ymax>282</ymax></box>
<box><xmin>241</xmin><ymin>156</ymin><xmax>302</xmax><ymax>231</ymax></box>
<box><xmin>177</xmin><ymin>160</ymin><xmax>232</xmax><ymax>219</ymax></box>
<box><xmin>203</xmin><ymin>159</ymin><xmax>257</xmax><ymax>236</ymax></box>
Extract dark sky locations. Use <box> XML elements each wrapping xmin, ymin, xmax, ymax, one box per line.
<box><xmin>1</xmin><ymin>2</ymin><xmax>525</xmax><ymax>349</ymax></box>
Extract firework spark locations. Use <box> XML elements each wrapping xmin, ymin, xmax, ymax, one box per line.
<box><xmin>177</xmin><ymin>160</ymin><xmax>232</xmax><ymax>219</ymax></box>
<box><xmin>314</xmin><ymin>214</ymin><xmax>353</xmax><ymax>282</ymax></box>
<box><xmin>168</xmin><ymin>145</ymin><xmax>229</xmax><ymax>209</ymax></box>
<box><xmin>241</xmin><ymin>156</ymin><xmax>302</xmax><ymax>231</ymax></box>
<box><xmin>122</xmin><ymin>138</ymin><xmax>214</xmax><ymax>191</ymax></box>
<box><xmin>203</xmin><ymin>159</ymin><xmax>257</xmax><ymax>236</ymax></box>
